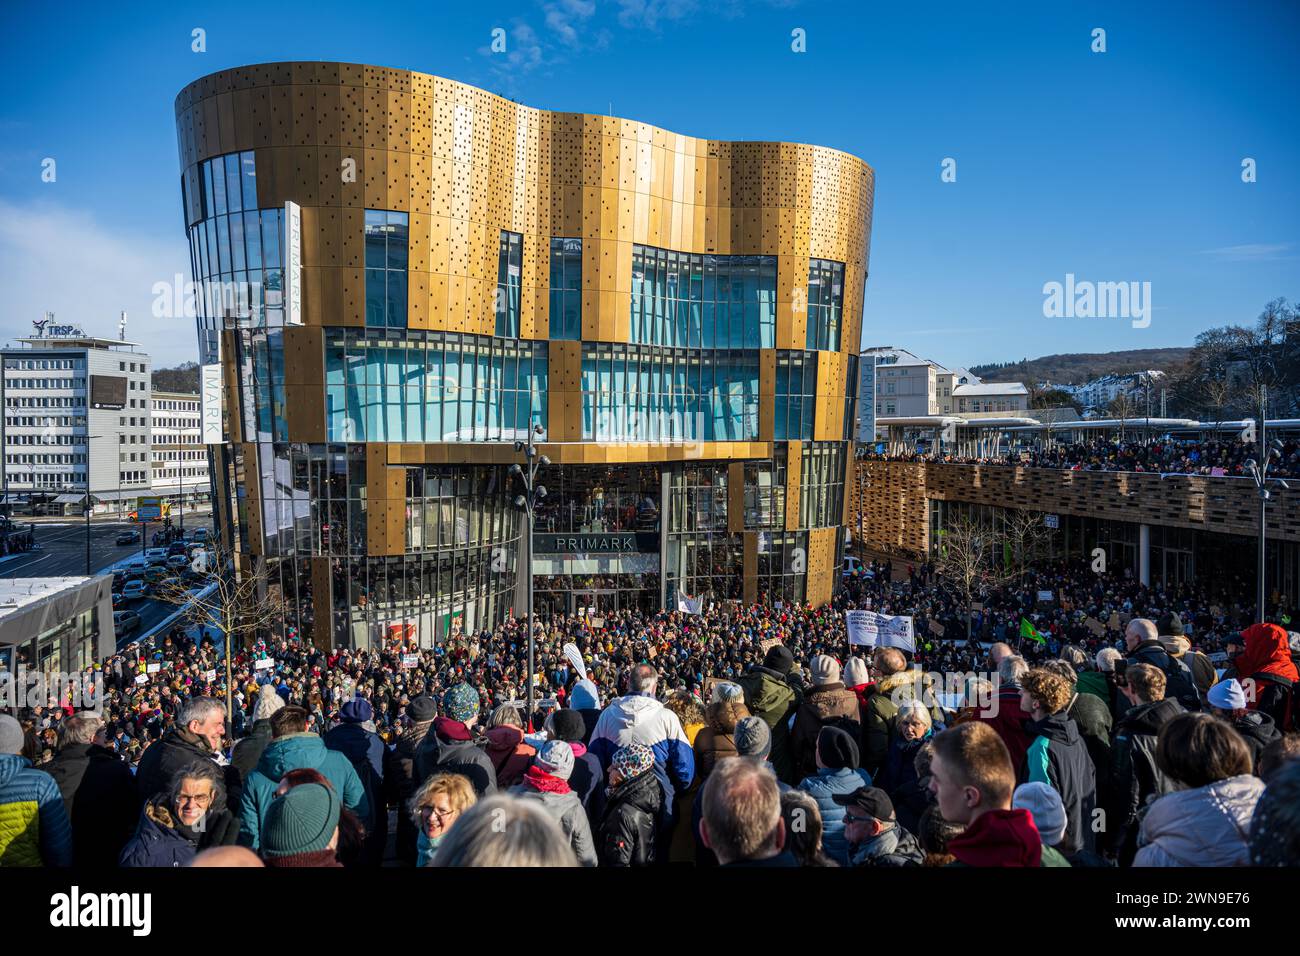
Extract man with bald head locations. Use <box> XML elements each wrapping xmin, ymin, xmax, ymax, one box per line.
<box><xmin>1121</xmin><ymin>618</ymin><xmax>1200</xmax><ymax>714</ymax></box>
<box><xmin>190</xmin><ymin>846</ymin><xmax>264</xmax><ymax>867</ymax></box>
<box><xmin>988</xmin><ymin>643</ymin><xmax>1014</xmax><ymax>670</ymax></box>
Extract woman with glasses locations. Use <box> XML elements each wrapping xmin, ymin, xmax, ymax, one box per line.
<box><xmin>411</xmin><ymin>772</ymin><xmax>477</xmax><ymax>866</ymax></box>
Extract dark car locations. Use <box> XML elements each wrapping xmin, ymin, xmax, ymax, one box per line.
<box><xmin>111</xmin><ymin>591</ymin><xmax>126</xmax><ymax>609</ymax></box>
<box><xmin>115</xmin><ymin>530</ymin><xmax>140</xmax><ymax>546</ymax></box>
<box><xmin>167</xmin><ymin>542</ymin><xmax>190</xmax><ymax>557</ymax></box>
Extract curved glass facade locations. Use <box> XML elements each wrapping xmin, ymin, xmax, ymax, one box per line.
<box><xmin>325</xmin><ymin>329</ymin><xmax>547</xmax><ymax>444</ymax></box>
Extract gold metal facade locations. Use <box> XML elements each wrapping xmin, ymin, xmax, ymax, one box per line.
<box><xmin>175</xmin><ymin>61</ymin><xmax>874</xmax><ymax>618</ymax></box>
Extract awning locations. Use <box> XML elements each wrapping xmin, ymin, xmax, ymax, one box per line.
<box><xmin>52</xmin><ymin>493</ymin><xmax>87</xmax><ymax>504</ymax></box>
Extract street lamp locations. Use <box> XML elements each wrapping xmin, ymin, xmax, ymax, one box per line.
<box><xmin>510</xmin><ymin>422</ymin><xmax>549</xmax><ymax>730</ymax></box>
<box><xmin>1237</xmin><ymin>447</ymin><xmax>1289</xmax><ymax>629</ymax></box>
<box><xmin>83</xmin><ymin>435</ymin><xmax>103</xmax><ymax>576</ymax></box>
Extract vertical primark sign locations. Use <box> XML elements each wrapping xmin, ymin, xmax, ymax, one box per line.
<box><xmin>284</xmin><ymin>201</ymin><xmax>303</xmax><ymax>326</ymax></box>
<box><xmin>200</xmin><ymin>363</ymin><xmax>224</xmax><ymax>444</ymax></box>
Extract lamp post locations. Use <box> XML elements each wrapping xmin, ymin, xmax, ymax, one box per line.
<box><xmin>510</xmin><ymin>423</ymin><xmax>548</xmax><ymax>730</ymax></box>
<box><xmin>84</xmin><ymin>435</ymin><xmax>103</xmax><ymax>575</ymax></box>
<box><xmin>1245</xmin><ymin>385</ymin><xmax>1290</xmax><ymax>624</ymax></box>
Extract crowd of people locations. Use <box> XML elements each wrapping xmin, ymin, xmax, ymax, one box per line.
<box><xmin>861</xmin><ymin>436</ymin><xmax>1300</xmax><ymax>479</ymax></box>
<box><xmin>2</xmin><ymin>556</ymin><xmax>1298</xmax><ymax>868</ymax></box>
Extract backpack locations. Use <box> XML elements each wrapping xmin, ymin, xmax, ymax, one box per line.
<box><xmin>1162</xmin><ymin>655</ymin><xmax>1201</xmax><ymax>712</ymax></box>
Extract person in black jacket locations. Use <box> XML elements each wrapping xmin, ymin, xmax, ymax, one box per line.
<box><xmin>46</xmin><ymin>714</ymin><xmax>140</xmax><ymax>867</ymax></box>
<box><xmin>119</xmin><ymin>760</ymin><xmax>240</xmax><ymax>867</ymax></box>
<box><xmin>1109</xmin><ymin>663</ymin><xmax>1183</xmax><ymax>864</ymax></box>
<box><xmin>1207</xmin><ymin>678</ymin><xmax>1281</xmax><ymax>771</ymax></box>
<box><xmin>391</xmin><ymin>696</ymin><xmax>436</xmax><ymax>866</ymax></box>
<box><xmin>134</xmin><ymin>696</ymin><xmax>230</xmax><ymax>804</ymax></box>
<box><xmin>597</xmin><ymin>741</ymin><xmax>662</xmax><ymax>866</ymax></box>
<box><xmin>324</xmin><ymin>697</ymin><xmax>388</xmax><ymax>866</ymax></box>
<box><xmin>1018</xmin><ymin>669</ymin><xmax>1097</xmax><ymax>857</ymax></box>
<box><xmin>1124</xmin><ymin>618</ymin><xmax>1200</xmax><ymax>712</ymax></box>
<box><xmin>413</xmin><ymin>684</ymin><xmax>498</xmax><ymax>796</ymax></box>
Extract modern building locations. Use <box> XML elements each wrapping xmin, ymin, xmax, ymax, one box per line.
<box><xmin>0</xmin><ymin>575</ymin><xmax>115</xmax><ymax>684</ymax></box>
<box><xmin>149</xmin><ymin>390</ymin><xmax>211</xmax><ymax>512</ymax></box>
<box><xmin>174</xmin><ymin>61</ymin><xmax>873</xmax><ymax>649</ymax></box>
<box><xmin>861</xmin><ymin>347</ymin><xmax>1028</xmax><ymax>421</ymax></box>
<box><xmin>1074</xmin><ymin>370</ymin><xmax>1165</xmax><ymax>413</ymax></box>
<box><xmin>1</xmin><ymin>329</ymin><xmax>153</xmax><ymax>515</ymax></box>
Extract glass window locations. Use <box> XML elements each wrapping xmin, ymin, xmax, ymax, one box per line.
<box><xmin>496</xmin><ymin>231</ymin><xmax>522</xmax><ymax>338</ymax></box>
<box><xmin>549</xmin><ymin>238</ymin><xmax>581</xmax><ymax>340</ymax></box>
<box><xmin>363</xmin><ymin>210</ymin><xmax>408</xmax><ymax>328</ymax></box>
<box><xmin>805</xmin><ymin>259</ymin><xmax>845</xmax><ymax>351</ymax></box>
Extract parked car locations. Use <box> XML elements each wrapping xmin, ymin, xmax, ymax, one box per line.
<box><xmin>111</xmin><ymin>591</ymin><xmax>126</xmax><ymax>609</ymax></box>
<box><xmin>115</xmin><ymin>530</ymin><xmax>140</xmax><ymax>546</ymax></box>
<box><xmin>118</xmin><ymin>557</ymin><xmax>149</xmax><ymax>575</ymax></box>
<box><xmin>143</xmin><ymin>566</ymin><xmax>173</xmax><ymax>586</ymax></box>
<box><xmin>113</xmin><ymin>609</ymin><xmax>142</xmax><ymax>636</ymax></box>
<box><xmin>120</xmin><ymin>579</ymin><xmax>148</xmax><ymax>601</ymax></box>
<box><xmin>144</xmin><ymin>547</ymin><xmax>170</xmax><ymax>566</ymax></box>
<box><xmin>190</xmin><ymin>528</ymin><xmax>211</xmax><ymax>543</ymax></box>
<box><xmin>167</xmin><ymin>541</ymin><xmax>190</xmax><ymax>557</ymax></box>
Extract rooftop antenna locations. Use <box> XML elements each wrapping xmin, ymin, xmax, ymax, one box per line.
<box><xmin>119</xmin><ymin>311</ymin><xmax>127</xmax><ymax>341</ymax></box>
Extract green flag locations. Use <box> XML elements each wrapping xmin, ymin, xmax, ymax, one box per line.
<box><xmin>1020</xmin><ymin>617</ymin><xmax>1046</xmax><ymax>645</ymax></box>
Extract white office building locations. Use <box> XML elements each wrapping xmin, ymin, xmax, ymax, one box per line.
<box><xmin>149</xmin><ymin>390</ymin><xmax>211</xmax><ymax>510</ymax></box>
<box><xmin>1</xmin><ymin>327</ymin><xmax>152</xmax><ymax>514</ymax></box>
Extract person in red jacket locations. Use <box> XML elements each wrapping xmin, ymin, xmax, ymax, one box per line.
<box><xmin>974</xmin><ymin>655</ymin><xmax>1033</xmax><ymax>776</ymax></box>
<box><xmin>1229</xmin><ymin>623</ymin><xmax>1298</xmax><ymax>731</ymax></box>
<box><xmin>929</xmin><ymin>722</ymin><xmax>1045</xmax><ymax>867</ymax></box>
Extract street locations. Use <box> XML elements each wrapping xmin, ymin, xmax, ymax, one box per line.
<box><xmin>0</xmin><ymin>517</ymin><xmax>212</xmax><ymax>645</ymax></box>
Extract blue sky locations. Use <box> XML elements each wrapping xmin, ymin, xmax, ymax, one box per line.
<box><xmin>1</xmin><ymin>0</ymin><xmax>1296</xmax><ymax>369</ymax></box>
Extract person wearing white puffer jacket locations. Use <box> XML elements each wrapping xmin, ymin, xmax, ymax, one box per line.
<box><xmin>1134</xmin><ymin>712</ymin><xmax>1264</xmax><ymax>867</ymax></box>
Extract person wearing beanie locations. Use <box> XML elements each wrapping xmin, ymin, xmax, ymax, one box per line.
<box><xmin>1012</xmin><ymin>782</ymin><xmax>1071</xmax><ymax>867</ymax></box>
<box><xmin>231</xmin><ymin>684</ymin><xmax>286</xmax><ymax>786</ymax></box>
<box><xmin>596</xmin><ymin>742</ymin><xmax>662</xmax><ymax>866</ymax></box>
<box><xmin>790</xmin><ymin>654</ymin><xmax>861</xmax><ymax>782</ymax></box>
<box><xmin>843</xmin><ymin>656</ymin><xmax>873</xmax><ymax>714</ymax></box>
<box><xmin>392</xmin><ymin>695</ymin><xmax>437</xmax><ymax>865</ymax></box>
<box><xmin>568</xmin><ymin>679</ymin><xmax>602</xmax><ymax>744</ymax></box>
<box><xmin>482</xmin><ymin>703</ymin><xmax>537</xmax><ymax>790</ymax></box>
<box><xmin>508</xmin><ymin>740</ymin><xmax>596</xmax><ymax>866</ymax></box>
<box><xmin>736</xmin><ymin>645</ymin><xmax>802</xmax><ymax>783</ymax></box>
<box><xmin>548</xmin><ymin>708</ymin><xmax>602</xmax><ymax>810</ymax></box>
<box><xmin>323</xmin><ymin>695</ymin><xmax>388</xmax><ymax>866</ymax></box>
<box><xmin>797</xmin><ymin>725</ymin><xmax>873</xmax><ymax>865</ymax></box>
<box><xmin>0</xmin><ymin>713</ymin><xmax>73</xmax><ymax>866</ymax></box>
<box><xmin>1207</xmin><ymin>678</ymin><xmax>1282</xmax><ymax>772</ymax></box>
<box><xmin>931</xmin><ymin>723</ymin><xmax>1045</xmax><ymax>867</ymax></box>
<box><xmin>261</xmin><ymin>782</ymin><xmax>342</xmax><ymax>867</ymax></box>
<box><xmin>414</xmin><ymin>684</ymin><xmax>497</xmax><ymax>797</ymax></box>
<box><xmin>833</xmin><ymin>785</ymin><xmax>924</xmax><ymax>866</ymax></box>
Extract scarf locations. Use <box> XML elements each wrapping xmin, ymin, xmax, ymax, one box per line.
<box><xmin>521</xmin><ymin>764</ymin><xmax>571</xmax><ymax>794</ymax></box>
<box><xmin>433</xmin><ymin>716</ymin><xmax>472</xmax><ymax>742</ymax></box>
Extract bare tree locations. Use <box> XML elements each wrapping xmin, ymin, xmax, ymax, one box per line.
<box><xmin>154</xmin><ymin>539</ymin><xmax>283</xmax><ymax>720</ymax></box>
<box><xmin>935</xmin><ymin>515</ymin><xmax>1010</xmax><ymax>639</ymax></box>
<box><xmin>1107</xmin><ymin>391</ymin><xmax>1138</xmax><ymax>440</ymax></box>
<box><xmin>1004</xmin><ymin>509</ymin><xmax>1050</xmax><ymax>585</ymax></box>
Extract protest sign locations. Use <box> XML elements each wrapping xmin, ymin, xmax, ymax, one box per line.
<box><xmin>846</xmin><ymin>610</ymin><xmax>915</xmax><ymax>651</ymax></box>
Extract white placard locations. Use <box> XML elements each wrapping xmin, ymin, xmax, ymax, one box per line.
<box><xmin>1043</xmin><ymin>514</ymin><xmax>1059</xmax><ymax>529</ymax></box>
<box><xmin>134</xmin><ymin>674</ymin><xmax>149</xmax><ymax>686</ymax></box>
<box><xmin>201</xmin><ymin>363</ymin><xmax>224</xmax><ymax>444</ymax></box>
<box><xmin>846</xmin><ymin>610</ymin><xmax>915</xmax><ymax>651</ymax></box>
<box><xmin>284</xmin><ymin>201</ymin><xmax>302</xmax><ymax>325</ymax></box>
<box><xmin>1036</xmin><ymin>590</ymin><xmax>1055</xmax><ymax>604</ymax></box>
<box><xmin>401</xmin><ymin>654</ymin><xmax>419</xmax><ymax>669</ymax></box>
<box><xmin>254</xmin><ymin>657</ymin><xmax>275</xmax><ymax>670</ymax></box>
<box><xmin>204</xmin><ymin>669</ymin><xmax>217</xmax><ymax>682</ymax></box>
<box><xmin>146</xmin><ymin>663</ymin><xmax>161</xmax><ymax>674</ymax></box>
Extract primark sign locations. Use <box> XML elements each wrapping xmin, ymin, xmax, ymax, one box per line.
<box><xmin>535</xmin><ymin>532</ymin><xmax>658</xmax><ymax>555</ymax></box>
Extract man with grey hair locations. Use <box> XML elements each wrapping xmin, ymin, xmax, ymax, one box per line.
<box><xmin>46</xmin><ymin>712</ymin><xmax>139</xmax><ymax>867</ymax></box>
<box><xmin>1123</xmin><ymin>618</ymin><xmax>1200</xmax><ymax>712</ymax></box>
<box><xmin>135</xmin><ymin>696</ymin><xmax>234</xmax><ymax>806</ymax></box>
<box><xmin>700</xmin><ymin>756</ymin><xmax>795</xmax><ymax>866</ymax></box>
<box><xmin>975</xmin><ymin>654</ymin><xmax>1033</xmax><ymax>776</ymax></box>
